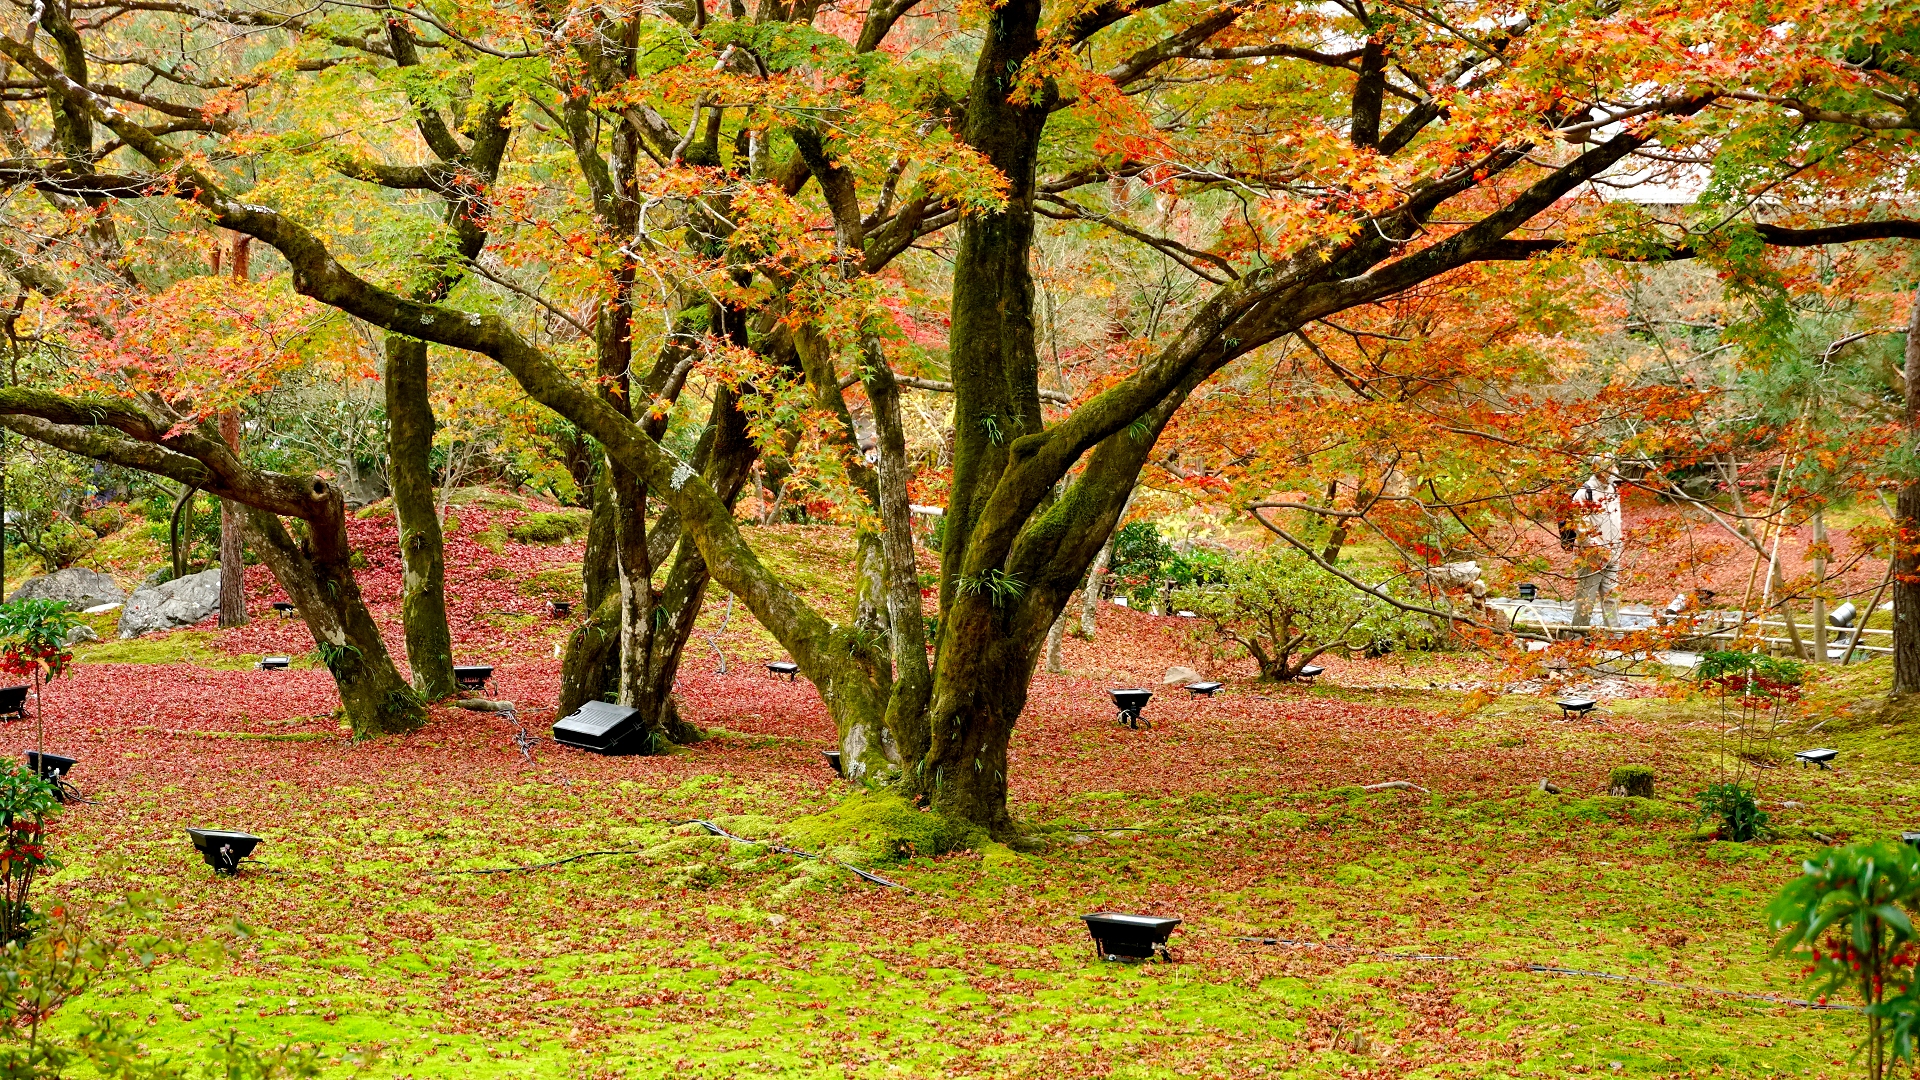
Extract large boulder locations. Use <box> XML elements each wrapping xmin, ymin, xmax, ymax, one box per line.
<box><xmin>1425</xmin><ymin>560</ymin><xmax>1483</xmax><ymax>589</ymax></box>
<box><xmin>6</xmin><ymin>568</ymin><xmax>125</xmax><ymax>610</ymax></box>
<box><xmin>117</xmin><ymin>569</ymin><xmax>222</xmax><ymax>638</ymax></box>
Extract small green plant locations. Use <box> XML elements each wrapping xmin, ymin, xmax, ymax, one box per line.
<box><xmin>314</xmin><ymin>641</ymin><xmax>363</xmax><ymax>675</ymax></box>
<box><xmin>1769</xmin><ymin>840</ymin><xmax>1920</xmax><ymax>1079</ymax></box>
<box><xmin>0</xmin><ymin>759</ymin><xmax>57</xmax><ymax>944</ymax></box>
<box><xmin>955</xmin><ymin>569</ymin><xmax>1025</xmax><ymax>607</ymax></box>
<box><xmin>1698</xmin><ymin>780</ymin><xmax>1769</xmax><ymax>841</ymax></box>
<box><xmin>1608</xmin><ymin>764</ymin><xmax>1655</xmax><ymax>798</ymax></box>
<box><xmin>0</xmin><ymin>599</ymin><xmax>81</xmax><ymax>761</ymax></box>
<box><xmin>1700</xmin><ymin>649</ymin><xmax>1803</xmax><ymax>830</ymax></box>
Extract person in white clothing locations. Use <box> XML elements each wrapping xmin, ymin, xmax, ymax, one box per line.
<box><xmin>1569</xmin><ymin>469</ymin><xmax>1623</xmax><ymax>628</ymax></box>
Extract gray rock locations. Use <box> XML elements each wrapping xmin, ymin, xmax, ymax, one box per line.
<box><xmin>1162</xmin><ymin>665</ymin><xmax>1204</xmax><ymax>686</ymax></box>
<box><xmin>6</xmin><ymin>568</ymin><xmax>126</xmax><ymax>610</ymax></box>
<box><xmin>63</xmin><ymin>624</ymin><xmax>99</xmax><ymax>646</ymax></box>
<box><xmin>1425</xmin><ymin>560</ymin><xmax>1482</xmax><ymax>589</ymax></box>
<box><xmin>117</xmin><ymin>569</ymin><xmax>222</xmax><ymax>638</ymax></box>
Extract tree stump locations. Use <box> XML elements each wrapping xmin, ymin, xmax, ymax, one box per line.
<box><xmin>1608</xmin><ymin>765</ymin><xmax>1655</xmax><ymax>798</ymax></box>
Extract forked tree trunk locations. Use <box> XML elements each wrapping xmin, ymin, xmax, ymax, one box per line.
<box><xmin>1897</xmin><ymin>290</ymin><xmax>1920</xmax><ymax>695</ymax></box>
<box><xmin>557</xmin><ymin>386</ymin><xmax>758</xmax><ymax>745</ymax></box>
<box><xmin>384</xmin><ymin>334</ymin><xmax>457</xmax><ymax>699</ymax></box>
<box><xmin>242</xmin><ymin>498</ymin><xmax>425</xmax><ymax>736</ymax></box>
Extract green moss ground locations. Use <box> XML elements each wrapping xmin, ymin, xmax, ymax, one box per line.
<box><xmin>38</xmin><ymin>653</ymin><xmax>1920</xmax><ymax>1077</ymax></box>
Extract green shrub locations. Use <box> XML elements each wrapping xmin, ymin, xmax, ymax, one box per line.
<box><xmin>509</xmin><ymin>510</ymin><xmax>592</xmax><ymax>544</ymax></box>
<box><xmin>1109</xmin><ymin>521</ymin><xmax>1175</xmax><ymax>607</ymax></box>
<box><xmin>1172</xmin><ymin>550</ymin><xmax>1438</xmax><ymax>681</ymax></box>
<box><xmin>78</xmin><ymin>506</ymin><xmax>127</xmax><ymax>537</ymax></box>
<box><xmin>1607</xmin><ymin>764</ymin><xmax>1655</xmax><ymax>798</ymax></box>
<box><xmin>1697</xmin><ymin>781</ymin><xmax>1768</xmax><ymax>841</ymax></box>
<box><xmin>1770</xmin><ymin>840</ymin><xmax>1920</xmax><ymax>1079</ymax></box>
<box><xmin>0</xmin><ymin>759</ymin><xmax>57</xmax><ymax>943</ymax></box>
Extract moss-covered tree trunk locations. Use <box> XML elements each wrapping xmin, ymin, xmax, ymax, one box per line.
<box><xmin>385</xmin><ymin>335</ymin><xmax>457</xmax><ymax>699</ymax></box>
<box><xmin>913</xmin><ymin>0</ymin><xmax>1056</xmax><ymax>829</ymax></box>
<box><xmin>242</xmin><ymin>497</ymin><xmax>425</xmax><ymax>736</ymax></box>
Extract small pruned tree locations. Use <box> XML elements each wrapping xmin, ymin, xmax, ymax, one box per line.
<box><xmin>1697</xmin><ymin>650</ymin><xmax>1804</xmax><ymax>840</ymax></box>
<box><xmin>0</xmin><ymin>599</ymin><xmax>78</xmax><ymax>763</ymax></box>
<box><xmin>1770</xmin><ymin>840</ymin><xmax>1920</xmax><ymax>1080</ymax></box>
<box><xmin>1173</xmin><ymin>552</ymin><xmax>1417</xmax><ymax>682</ymax></box>
<box><xmin>0</xmin><ymin>759</ymin><xmax>57</xmax><ymax>944</ymax></box>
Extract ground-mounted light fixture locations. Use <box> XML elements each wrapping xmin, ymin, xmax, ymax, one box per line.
<box><xmin>1296</xmin><ymin>665</ymin><xmax>1325</xmax><ymax>683</ymax></box>
<box><xmin>271</xmin><ymin>601</ymin><xmax>296</xmax><ymax>616</ymax></box>
<box><xmin>1556</xmin><ymin>697</ymin><xmax>1598</xmax><ymax>720</ymax></box>
<box><xmin>1080</xmin><ymin>912</ymin><xmax>1181</xmax><ymax>961</ymax></box>
<box><xmin>1517</xmin><ymin>583</ymin><xmax>1539</xmax><ymax>602</ymax></box>
<box><xmin>25</xmin><ymin>751</ymin><xmax>75</xmax><ymax>780</ymax></box>
<box><xmin>1795</xmin><ymin>748</ymin><xmax>1839</xmax><ymax>770</ymax></box>
<box><xmin>1185</xmin><ymin>682</ymin><xmax>1223</xmax><ymax>697</ymax></box>
<box><xmin>454</xmin><ymin>665</ymin><xmax>494</xmax><ymax>692</ymax></box>
<box><xmin>1828</xmin><ymin>602</ymin><xmax>1858</xmax><ymax>629</ymax></box>
<box><xmin>548</xmin><ymin>600</ymin><xmax>572</xmax><ymax>618</ymax></box>
<box><xmin>552</xmin><ymin>701</ymin><xmax>644</xmax><ymax>754</ymax></box>
<box><xmin>822</xmin><ymin>749</ymin><xmax>843</xmax><ymax>776</ymax></box>
<box><xmin>257</xmin><ymin>656</ymin><xmax>290</xmax><ymax>671</ymax></box>
<box><xmin>25</xmin><ymin>751</ymin><xmax>78</xmax><ymax>802</ymax></box>
<box><xmin>0</xmin><ymin>686</ymin><xmax>25</xmax><ymax>724</ymax></box>
<box><xmin>186</xmin><ymin>829</ymin><xmax>262</xmax><ymax>874</ymax></box>
<box><xmin>767</xmin><ymin>661</ymin><xmax>800</xmax><ymax>681</ymax></box>
<box><xmin>1110</xmin><ymin>688</ymin><xmax>1153</xmax><ymax>729</ymax></box>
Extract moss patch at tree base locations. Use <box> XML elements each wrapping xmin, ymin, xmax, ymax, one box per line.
<box><xmin>780</xmin><ymin>792</ymin><xmax>984</xmax><ymax>864</ymax></box>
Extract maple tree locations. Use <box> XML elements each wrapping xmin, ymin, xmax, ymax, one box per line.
<box><xmin>0</xmin><ymin>0</ymin><xmax>1916</xmax><ymax>831</ymax></box>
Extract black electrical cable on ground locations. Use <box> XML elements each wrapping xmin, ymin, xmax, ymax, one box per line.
<box><xmin>1238</xmin><ymin>938</ymin><xmax>1857</xmax><ymax>1011</ymax></box>
<box><xmin>432</xmin><ymin>849</ymin><xmax>652</xmax><ymax>876</ymax></box>
<box><xmin>678</xmin><ymin>819</ymin><xmax>914</xmax><ymax>893</ymax></box>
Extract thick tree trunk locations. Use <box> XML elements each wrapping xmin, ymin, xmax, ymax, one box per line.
<box><xmin>1897</xmin><ymin>290</ymin><xmax>1920</xmax><ymax>695</ymax></box>
<box><xmin>240</xmin><ymin>497</ymin><xmax>424</xmax><ymax>737</ymax></box>
<box><xmin>217</xmin><ymin>410</ymin><xmax>247</xmax><ymax>628</ymax></box>
<box><xmin>384</xmin><ymin>334</ymin><xmax>456</xmax><ymax>699</ymax></box>
<box><xmin>922</xmin><ymin>604</ymin><xmax>1051</xmax><ymax>833</ymax></box>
